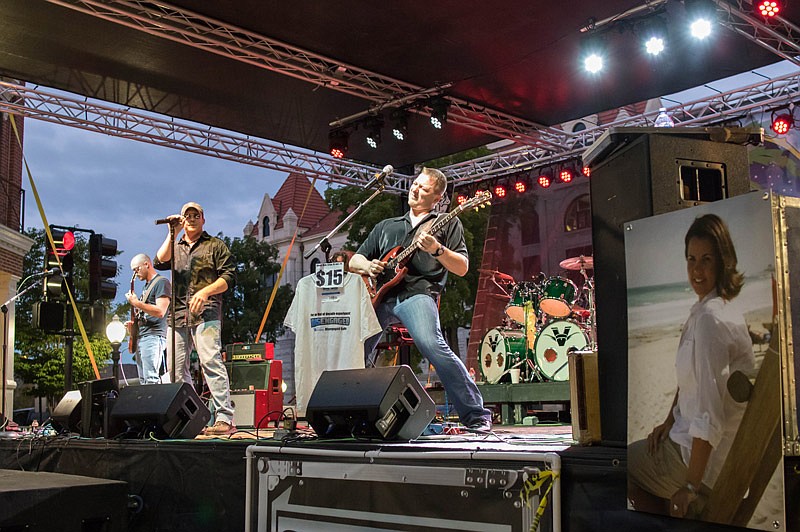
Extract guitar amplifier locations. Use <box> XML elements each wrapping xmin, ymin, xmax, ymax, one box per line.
<box><xmin>225</xmin><ymin>359</ymin><xmax>283</xmax><ymax>392</ymax></box>
<box><xmin>225</xmin><ymin>342</ymin><xmax>274</xmax><ymax>361</ymax></box>
<box><xmin>232</xmin><ymin>389</ymin><xmax>283</xmax><ymax>428</ymax></box>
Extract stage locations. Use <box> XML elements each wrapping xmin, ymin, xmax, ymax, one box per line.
<box><xmin>1</xmin><ymin>423</ymin><xmax>796</xmax><ymax>531</ymax></box>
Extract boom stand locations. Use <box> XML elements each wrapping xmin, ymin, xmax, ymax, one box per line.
<box><xmin>1</xmin><ymin>277</ymin><xmax>47</xmax><ymax>430</ymax></box>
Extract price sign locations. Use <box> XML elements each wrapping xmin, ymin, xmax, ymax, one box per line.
<box><xmin>314</xmin><ymin>262</ymin><xmax>345</xmax><ymax>288</ymax></box>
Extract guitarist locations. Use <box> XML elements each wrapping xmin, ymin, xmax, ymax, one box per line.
<box><xmin>125</xmin><ymin>253</ymin><xmax>171</xmax><ymax>384</ymax></box>
<box><xmin>350</xmin><ymin>167</ymin><xmax>493</xmax><ymax>432</ymax></box>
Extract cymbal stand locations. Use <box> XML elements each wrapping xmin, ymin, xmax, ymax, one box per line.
<box><xmin>579</xmin><ymin>265</ymin><xmax>597</xmax><ymax>351</ymax></box>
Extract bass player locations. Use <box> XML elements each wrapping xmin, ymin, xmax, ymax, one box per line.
<box><xmin>349</xmin><ymin>167</ymin><xmax>492</xmax><ymax>432</ymax></box>
<box><xmin>126</xmin><ymin>253</ymin><xmax>171</xmax><ymax>384</ymax></box>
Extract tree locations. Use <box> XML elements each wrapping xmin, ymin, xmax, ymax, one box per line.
<box><xmin>14</xmin><ymin>228</ymin><xmax>112</xmax><ymax>406</ymax></box>
<box><xmin>324</xmin><ymin>185</ymin><xmax>402</xmax><ymax>251</ymax></box>
<box><xmin>218</xmin><ymin>234</ymin><xmax>294</xmax><ymax>344</ymax></box>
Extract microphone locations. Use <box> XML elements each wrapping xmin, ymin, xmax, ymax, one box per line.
<box><xmin>364</xmin><ymin>164</ymin><xmax>393</xmax><ymax>189</ymax></box>
<box><xmin>34</xmin><ymin>268</ymin><xmax>60</xmax><ymax>278</ymax></box>
<box><xmin>155</xmin><ymin>215</ymin><xmax>182</xmax><ymax>225</ymax></box>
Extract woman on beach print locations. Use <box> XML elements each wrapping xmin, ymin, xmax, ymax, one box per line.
<box><xmin>628</xmin><ymin>213</ymin><xmax>755</xmax><ymax>520</ymax></box>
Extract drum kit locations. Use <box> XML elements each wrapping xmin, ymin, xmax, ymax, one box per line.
<box><xmin>478</xmin><ymin>255</ymin><xmax>597</xmax><ymax>385</ymax></box>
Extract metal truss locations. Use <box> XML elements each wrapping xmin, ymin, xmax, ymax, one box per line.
<box><xmin>714</xmin><ymin>0</ymin><xmax>800</xmax><ymax>68</ymax></box>
<box><xmin>442</xmin><ymin>68</ymin><xmax>800</xmax><ymax>186</ymax></box>
<box><xmin>0</xmin><ymin>81</ymin><xmax>411</xmax><ymax>191</ymax></box>
<box><xmin>42</xmin><ymin>0</ymin><xmax>565</xmax><ymax>151</ymax></box>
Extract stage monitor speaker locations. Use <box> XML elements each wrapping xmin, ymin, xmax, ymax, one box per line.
<box><xmin>77</xmin><ymin>377</ymin><xmax>119</xmax><ymax>438</ymax></box>
<box><xmin>225</xmin><ymin>359</ymin><xmax>282</xmax><ymax>392</ymax></box>
<box><xmin>51</xmin><ymin>390</ymin><xmax>82</xmax><ymax>433</ymax></box>
<box><xmin>306</xmin><ymin>365</ymin><xmax>435</xmax><ymax>441</ymax></box>
<box><xmin>588</xmin><ymin>127</ymin><xmax>753</xmax><ymax>445</ymax></box>
<box><xmin>110</xmin><ymin>382</ymin><xmax>210</xmax><ymax>439</ymax></box>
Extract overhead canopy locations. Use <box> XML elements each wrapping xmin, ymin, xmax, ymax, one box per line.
<box><xmin>0</xmin><ymin>0</ymin><xmax>794</xmax><ymax>168</ymax></box>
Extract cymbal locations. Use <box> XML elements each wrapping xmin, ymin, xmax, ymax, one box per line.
<box><xmin>478</xmin><ymin>268</ymin><xmax>515</xmax><ymax>282</ymax></box>
<box><xmin>559</xmin><ymin>255</ymin><xmax>594</xmax><ymax>271</ymax></box>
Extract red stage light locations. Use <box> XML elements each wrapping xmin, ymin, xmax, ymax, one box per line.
<box><xmin>582</xmin><ymin>166</ymin><xmax>591</xmax><ymax>178</ymax></box>
<box><xmin>456</xmin><ymin>193</ymin><xmax>468</xmax><ymax>205</ymax></box>
<box><xmin>756</xmin><ymin>0</ymin><xmax>781</xmax><ymax>18</ymax></box>
<box><xmin>514</xmin><ymin>180</ymin><xmax>527</xmax><ymax>193</ymax></box>
<box><xmin>559</xmin><ymin>169</ymin><xmax>575</xmax><ymax>183</ymax></box>
<box><xmin>772</xmin><ymin>113</ymin><xmax>793</xmax><ymax>135</ymax></box>
<box><xmin>330</xmin><ymin>147</ymin><xmax>345</xmax><ymax>158</ymax></box>
<box><xmin>538</xmin><ymin>175</ymin><xmax>552</xmax><ymax>188</ymax></box>
<box><xmin>493</xmin><ymin>184</ymin><xmax>507</xmax><ymax>198</ymax></box>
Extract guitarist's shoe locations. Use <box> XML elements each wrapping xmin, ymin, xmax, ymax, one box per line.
<box><xmin>464</xmin><ymin>419</ymin><xmax>492</xmax><ymax>433</ymax></box>
<box><xmin>203</xmin><ymin>420</ymin><xmax>236</xmax><ymax>436</ymax></box>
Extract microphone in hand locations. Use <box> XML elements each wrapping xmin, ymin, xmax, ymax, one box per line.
<box><xmin>155</xmin><ymin>214</ymin><xmax>183</xmax><ymax>225</ymax></box>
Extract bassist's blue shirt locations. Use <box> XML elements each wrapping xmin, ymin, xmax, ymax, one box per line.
<box><xmin>356</xmin><ymin>210</ymin><xmax>468</xmax><ymax>302</ymax></box>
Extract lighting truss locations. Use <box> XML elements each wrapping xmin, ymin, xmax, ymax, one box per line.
<box><xmin>44</xmin><ymin>0</ymin><xmax>566</xmax><ymax>152</ymax></box>
<box><xmin>0</xmin><ymin>81</ymin><xmax>410</xmax><ymax>191</ymax></box>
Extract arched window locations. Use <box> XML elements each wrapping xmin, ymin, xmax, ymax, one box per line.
<box><xmin>262</xmin><ymin>216</ymin><xmax>270</xmax><ymax>237</ymax></box>
<box><xmin>564</xmin><ymin>194</ymin><xmax>591</xmax><ymax>232</ymax></box>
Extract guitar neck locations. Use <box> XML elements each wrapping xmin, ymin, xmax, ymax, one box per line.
<box><xmin>390</xmin><ymin>207</ymin><xmax>465</xmax><ymax>266</ymax></box>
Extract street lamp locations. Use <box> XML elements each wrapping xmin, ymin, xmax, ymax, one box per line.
<box><xmin>105</xmin><ymin>315</ymin><xmax>126</xmax><ymax>383</ymax></box>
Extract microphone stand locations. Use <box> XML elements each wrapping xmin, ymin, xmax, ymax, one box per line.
<box><xmin>169</xmin><ymin>223</ymin><xmax>177</xmax><ymax>383</ymax></box>
<box><xmin>303</xmin><ymin>182</ymin><xmax>386</xmax><ymax>262</ymax></box>
<box><xmin>1</xmin><ymin>276</ymin><xmax>48</xmax><ymax>430</ymax></box>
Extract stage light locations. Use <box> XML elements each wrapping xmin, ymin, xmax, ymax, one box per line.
<box><xmin>514</xmin><ymin>178</ymin><xmax>528</xmax><ymax>194</ymax></box>
<box><xmin>582</xmin><ymin>166</ymin><xmax>591</xmax><ymax>178</ymax></box>
<box><xmin>685</xmin><ymin>0</ymin><xmax>716</xmax><ymax>40</ymax></box>
<box><xmin>580</xmin><ymin>32</ymin><xmax>607</xmax><ymax>74</ymax></box>
<box><xmin>364</xmin><ymin>116</ymin><xmax>383</xmax><ymax>149</ymax></box>
<box><xmin>428</xmin><ymin>96</ymin><xmax>450</xmax><ymax>129</ymax></box>
<box><xmin>559</xmin><ymin>168</ymin><xmax>575</xmax><ymax>183</ymax></box>
<box><xmin>328</xmin><ymin>129</ymin><xmax>349</xmax><ymax>159</ymax></box>
<box><xmin>456</xmin><ymin>193</ymin><xmax>469</xmax><ymax>205</ymax></box>
<box><xmin>755</xmin><ymin>0</ymin><xmax>781</xmax><ymax>19</ymax></box>
<box><xmin>639</xmin><ymin>16</ymin><xmax>668</xmax><ymax>57</ymax></box>
<box><xmin>390</xmin><ymin>109</ymin><xmax>409</xmax><ymax>141</ymax></box>
<box><xmin>537</xmin><ymin>173</ymin><xmax>552</xmax><ymax>189</ymax></box>
<box><xmin>772</xmin><ymin>112</ymin><xmax>793</xmax><ymax>135</ymax></box>
<box><xmin>493</xmin><ymin>183</ymin><xmax>507</xmax><ymax>198</ymax></box>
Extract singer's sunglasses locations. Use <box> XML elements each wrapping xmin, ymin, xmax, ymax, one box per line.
<box><xmin>183</xmin><ymin>213</ymin><xmax>202</xmax><ymax>220</ymax></box>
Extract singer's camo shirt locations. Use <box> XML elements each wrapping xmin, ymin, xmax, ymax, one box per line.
<box><xmin>154</xmin><ymin>231</ymin><xmax>235</xmax><ymax>327</ymax></box>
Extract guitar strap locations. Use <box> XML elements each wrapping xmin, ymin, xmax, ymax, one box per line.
<box><xmin>138</xmin><ymin>274</ymin><xmax>164</xmax><ymax>321</ymax></box>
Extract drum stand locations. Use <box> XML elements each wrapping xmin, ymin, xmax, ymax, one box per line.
<box><xmin>579</xmin><ymin>265</ymin><xmax>598</xmax><ymax>352</ymax></box>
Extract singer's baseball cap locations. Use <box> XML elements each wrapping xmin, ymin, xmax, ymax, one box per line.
<box><xmin>180</xmin><ymin>202</ymin><xmax>204</xmax><ymax>216</ymax></box>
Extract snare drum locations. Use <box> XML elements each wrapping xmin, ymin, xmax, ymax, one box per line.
<box><xmin>539</xmin><ymin>276</ymin><xmax>578</xmax><ymax>318</ymax></box>
<box><xmin>504</xmin><ymin>282</ymin><xmax>540</xmax><ymax>324</ymax></box>
<box><xmin>479</xmin><ymin>328</ymin><xmax>527</xmax><ymax>384</ymax></box>
<box><xmin>533</xmin><ymin>320</ymin><xmax>588</xmax><ymax>381</ymax></box>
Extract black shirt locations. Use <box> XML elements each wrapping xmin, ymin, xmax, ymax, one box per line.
<box><xmin>356</xmin><ymin>211</ymin><xmax>468</xmax><ymax>301</ymax></box>
<box><xmin>154</xmin><ymin>231</ymin><xmax>235</xmax><ymax>326</ymax></box>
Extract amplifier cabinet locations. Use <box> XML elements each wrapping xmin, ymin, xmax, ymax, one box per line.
<box><xmin>232</xmin><ymin>390</ymin><xmax>282</xmax><ymax>428</ymax></box>
<box><xmin>225</xmin><ymin>359</ymin><xmax>283</xmax><ymax>393</ymax></box>
<box><xmin>568</xmin><ymin>350</ymin><xmax>601</xmax><ymax>445</ymax></box>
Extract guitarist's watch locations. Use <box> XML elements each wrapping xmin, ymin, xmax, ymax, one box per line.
<box><xmin>432</xmin><ymin>245</ymin><xmax>445</xmax><ymax>257</ymax></box>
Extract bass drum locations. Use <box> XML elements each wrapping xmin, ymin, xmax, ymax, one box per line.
<box><xmin>533</xmin><ymin>320</ymin><xmax>588</xmax><ymax>382</ymax></box>
<box><xmin>479</xmin><ymin>328</ymin><xmax>527</xmax><ymax>384</ymax></box>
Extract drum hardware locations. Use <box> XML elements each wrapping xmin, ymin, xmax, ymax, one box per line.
<box><xmin>558</xmin><ymin>255</ymin><xmax>594</xmax><ymax>271</ymax></box>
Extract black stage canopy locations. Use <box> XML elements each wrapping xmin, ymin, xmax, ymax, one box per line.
<box><xmin>0</xmin><ymin>0</ymin><xmax>795</xmax><ymax>167</ymax></box>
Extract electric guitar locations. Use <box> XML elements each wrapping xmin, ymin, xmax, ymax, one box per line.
<box><xmin>364</xmin><ymin>190</ymin><xmax>492</xmax><ymax>307</ymax></box>
<box><xmin>127</xmin><ymin>271</ymin><xmax>139</xmax><ymax>354</ymax></box>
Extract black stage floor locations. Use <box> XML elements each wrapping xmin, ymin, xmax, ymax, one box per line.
<box><xmin>1</xmin><ymin>425</ymin><xmax>797</xmax><ymax>532</ymax></box>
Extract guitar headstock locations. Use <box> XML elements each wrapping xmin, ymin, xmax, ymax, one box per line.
<box><xmin>458</xmin><ymin>190</ymin><xmax>493</xmax><ymax>212</ymax></box>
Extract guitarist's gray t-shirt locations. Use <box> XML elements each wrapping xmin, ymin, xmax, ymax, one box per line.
<box><xmin>356</xmin><ymin>211</ymin><xmax>468</xmax><ymax>302</ymax></box>
<box><xmin>138</xmin><ymin>276</ymin><xmax>172</xmax><ymax>338</ymax></box>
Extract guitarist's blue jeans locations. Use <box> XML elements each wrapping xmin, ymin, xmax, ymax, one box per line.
<box><xmin>367</xmin><ymin>293</ymin><xmax>492</xmax><ymax>427</ymax></box>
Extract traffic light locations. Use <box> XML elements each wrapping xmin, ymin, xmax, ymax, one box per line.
<box><xmin>89</xmin><ymin>234</ymin><xmax>118</xmax><ymax>301</ymax></box>
<box><xmin>43</xmin><ymin>228</ymin><xmax>75</xmax><ymax>301</ymax></box>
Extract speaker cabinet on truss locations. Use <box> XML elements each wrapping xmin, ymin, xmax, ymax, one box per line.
<box><xmin>110</xmin><ymin>382</ymin><xmax>210</xmax><ymax>439</ymax></box>
<box><xmin>585</xmin><ymin>126</ymin><xmax>757</xmax><ymax>445</ymax></box>
<box><xmin>306</xmin><ymin>365</ymin><xmax>435</xmax><ymax>441</ymax></box>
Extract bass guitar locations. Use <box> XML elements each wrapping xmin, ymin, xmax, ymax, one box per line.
<box><xmin>127</xmin><ymin>271</ymin><xmax>139</xmax><ymax>354</ymax></box>
<box><xmin>364</xmin><ymin>190</ymin><xmax>492</xmax><ymax>307</ymax></box>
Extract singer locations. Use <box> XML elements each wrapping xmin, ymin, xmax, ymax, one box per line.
<box><xmin>154</xmin><ymin>202</ymin><xmax>237</xmax><ymax>436</ymax></box>
<box><xmin>349</xmin><ymin>167</ymin><xmax>492</xmax><ymax>432</ymax></box>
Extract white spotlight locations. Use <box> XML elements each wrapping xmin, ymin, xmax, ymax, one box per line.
<box><xmin>584</xmin><ymin>53</ymin><xmax>604</xmax><ymax>74</ymax></box>
<box><xmin>644</xmin><ymin>36</ymin><xmax>665</xmax><ymax>56</ymax></box>
<box><xmin>690</xmin><ymin>18</ymin><xmax>712</xmax><ymax>39</ymax></box>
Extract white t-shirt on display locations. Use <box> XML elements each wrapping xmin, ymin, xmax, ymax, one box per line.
<box><xmin>284</xmin><ymin>271</ymin><xmax>382</xmax><ymax>417</ymax></box>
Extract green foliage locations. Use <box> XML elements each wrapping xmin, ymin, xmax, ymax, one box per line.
<box><xmin>218</xmin><ymin>234</ymin><xmax>295</xmax><ymax>344</ymax></box>
<box><xmin>15</xmin><ymin>228</ymin><xmax>112</xmax><ymax>404</ymax></box>
<box><xmin>324</xmin><ymin>186</ymin><xmax>402</xmax><ymax>250</ymax></box>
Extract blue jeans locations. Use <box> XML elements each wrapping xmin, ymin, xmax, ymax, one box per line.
<box><xmin>167</xmin><ymin>320</ymin><xmax>234</xmax><ymax>424</ymax></box>
<box><xmin>136</xmin><ymin>334</ymin><xmax>166</xmax><ymax>384</ymax></box>
<box><xmin>365</xmin><ymin>294</ymin><xmax>491</xmax><ymax>427</ymax></box>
